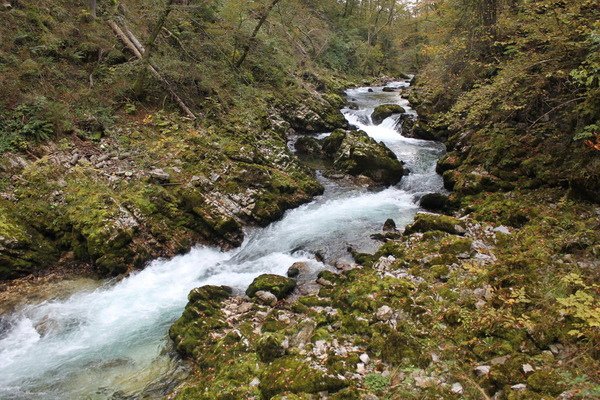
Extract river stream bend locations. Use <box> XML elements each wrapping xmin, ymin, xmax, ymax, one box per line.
<box><xmin>0</xmin><ymin>81</ymin><xmax>445</xmax><ymax>399</ymax></box>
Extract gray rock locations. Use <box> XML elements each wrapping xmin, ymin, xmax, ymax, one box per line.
<box><xmin>316</xmin><ymin>277</ymin><xmax>333</xmax><ymax>287</ymax></box>
<box><xmin>474</xmin><ymin>365</ymin><xmax>491</xmax><ymax>376</ymax></box>
<box><xmin>493</xmin><ymin>226</ymin><xmax>511</xmax><ymax>235</ymax></box>
<box><xmin>522</xmin><ymin>364</ymin><xmax>534</xmax><ymax>374</ymax></box>
<box><xmin>490</xmin><ymin>355</ymin><xmax>510</xmax><ymax>366</ymax></box>
<box><xmin>376</xmin><ymin>305</ymin><xmax>393</xmax><ymax>321</ymax></box>
<box><xmin>383</xmin><ymin>218</ymin><xmax>397</xmax><ymax>232</ymax></box>
<box><xmin>69</xmin><ymin>153</ymin><xmax>80</xmax><ymax>166</ymax></box>
<box><xmin>451</xmin><ymin>382</ymin><xmax>464</xmax><ymax>394</ymax></box>
<box><xmin>356</xmin><ymin>363</ymin><xmax>366</xmax><ymax>375</ymax></box>
<box><xmin>511</xmin><ymin>384</ymin><xmax>527</xmax><ymax>391</ymax></box>
<box><xmin>359</xmin><ymin>353</ymin><xmax>370</xmax><ymax>364</ymax></box>
<box><xmin>287</xmin><ymin>261</ymin><xmax>309</xmax><ymax>277</ymax></box>
<box><xmin>254</xmin><ymin>291</ymin><xmax>277</xmax><ymax>306</ymax></box>
<box><xmin>149</xmin><ymin>168</ymin><xmax>170</xmax><ymax>182</ymax></box>
<box><xmin>454</xmin><ymin>224</ymin><xmax>467</xmax><ymax>235</ymax></box>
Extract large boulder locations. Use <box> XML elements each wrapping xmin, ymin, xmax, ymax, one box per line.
<box><xmin>371</xmin><ymin>104</ymin><xmax>406</xmax><ymax>125</ymax></box>
<box><xmin>294</xmin><ymin>136</ymin><xmax>322</xmax><ymax>156</ymax></box>
<box><xmin>419</xmin><ymin>193</ymin><xmax>451</xmax><ymax>212</ymax></box>
<box><xmin>169</xmin><ymin>285</ymin><xmax>232</xmax><ymax>358</ymax></box>
<box><xmin>403</xmin><ymin>213</ymin><xmax>465</xmax><ymax>235</ymax></box>
<box><xmin>321</xmin><ymin>130</ymin><xmax>405</xmax><ymax>186</ymax></box>
<box><xmin>246</xmin><ymin>274</ymin><xmax>297</xmax><ymax>299</ymax></box>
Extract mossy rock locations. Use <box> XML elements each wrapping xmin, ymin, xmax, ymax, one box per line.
<box><xmin>246</xmin><ymin>274</ymin><xmax>297</xmax><ymax>299</ymax></box>
<box><xmin>420</xmin><ymin>192</ymin><xmax>452</xmax><ymax>212</ymax></box>
<box><xmin>439</xmin><ymin>236</ymin><xmax>472</xmax><ymax>254</ymax></box>
<box><xmin>169</xmin><ymin>285</ymin><xmax>232</xmax><ymax>358</ymax></box>
<box><xmin>295</xmin><ymin>136</ymin><xmax>323</xmax><ymax>156</ymax></box>
<box><xmin>256</xmin><ymin>333</ymin><xmax>287</xmax><ymax>363</ymax></box>
<box><xmin>371</xmin><ymin>104</ymin><xmax>406</xmax><ymax>125</ymax></box>
<box><xmin>404</xmin><ymin>213</ymin><xmax>464</xmax><ymax>235</ymax></box>
<box><xmin>0</xmin><ymin>202</ymin><xmax>58</xmax><ymax>279</ymax></box>
<box><xmin>259</xmin><ymin>356</ymin><xmax>347</xmax><ymax>398</ymax></box>
<box><xmin>323</xmin><ymin>130</ymin><xmax>405</xmax><ymax>185</ymax></box>
<box><xmin>526</xmin><ymin>369</ymin><xmax>566</xmax><ymax>395</ymax></box>
<box><xmin>329</xmin><ymin>387</ymin><xmax>361</xmax><ymax>399</ymax></box>
<box><xmin>321</xmin><ymin>129</ymin><xmax>347</xmax><ymax>155</ymax></box>
<box><xmin>436</xmin><ymin>153</ymin><xmax>462</xmax><ymax>174</ymax></box>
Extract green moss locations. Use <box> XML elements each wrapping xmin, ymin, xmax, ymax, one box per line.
<box><xmin>404</xmin><ymin>213</ymin><xmax>464</xmax><ymax>235</ymax></box>
<box><xmin>169</xmin><ymin>285</ymin><xmax>232</xmax><ymax>358</ymax></box>
<box><xmin>246</xmin><ymin>274</ymin><xmax>297</xmax><ymax>299</ymax></box>
<box><xmin>440</xmin><ymin>236</ymin><xmax>472</xmax><ymax>254</ymax></box>
<box><xmin>371</xmin><ymin>104</ymin><xmax>406</xmax><ymax>125</ymax></box>
<box><xmin>256</xmin><ymin>333</ymin><xmax>286</xmax><ymax>363</ymax></box>
<box><xmin>527</xmin><ymin>370</ymin><xmax>566</xmax><ymax>395</ymax></box>
<box><xmin>259</xmin><ymin>356</ymin><xmax>346</xmax><ymax>398</ymax></box>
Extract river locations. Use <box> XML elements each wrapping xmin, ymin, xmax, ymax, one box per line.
<box><xmin>0</xmin><ymin>80</ymin><xmax>445</xmax><ymax>399</ymax></box>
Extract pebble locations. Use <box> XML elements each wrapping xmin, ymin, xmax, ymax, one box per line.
<box><xmin>237</xmin><ymin>302</ymin><xmax>253</xmax><ymax>314</ymax></box>
<box><xmin>474</xmin><ymin>365</ymin><xmax>491</xmax><ymax>376</ymax></box>
<box><xmin>359</xmin><ymin>353</ymin><xmax>370</xmax><ymax>364</ymax></box>
<box><xmin>522</xmin><ymin>363</ymin><xmax>534</xmax><ymax>374</ymax></box>
<box><xmin>149</xmin><ymin>168</ymin><xmax>170</xmax><ymax>182</ymax></box>
<box><xmin>511</xmin><ymin>384</ymin><xmax>527</xmax><ymax>391</ymax></box>
<box><xmin>356</xmin><ymin>363</ymin><xmax>366</xmax><ymax>375</ymax></box>
<box><xmin>249</xmin><ymin>377</ymin><xmax>260</xmax><ymax>387</ymax></box>
<box><xmin>69</xmin><ymin>154</ymin><xmax>80</xmax><ymax>166</ymax></box>
<box><xmin>493</xmin><ymin>226</ymin><xmax>511</xmax><ymax>234</ymax></box>
<box><xmin>316</xmin><ymin>277</ymin><xmax>333</xmax><ymax>287</ymax></box>
<box><xmin>376</xmin><ymin>305</ymin><xmax>393</xmax><ymax>321</ymax></box>
<box><xmin>254</xmin><ymin>291</ymin><xmax>277</xmax><ymax>306</ymax></box>
<box><xmin>451</xmin><ymin>382</ymin><xmax>464</xmax><ymax>394</ymax></box>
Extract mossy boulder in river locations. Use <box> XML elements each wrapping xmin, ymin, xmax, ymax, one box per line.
<box><xmin>403</xmin><ymin>212</ymin><xmax>465</xmax><ymax>235</ymax></box>
<box><xmin>246</xmin><ymin>274</ymin><xmax>296</xmax><ymax>299</ymax></box>
<box><xmin>169</xmin><ymin>285</ymin><xmax>232</xmax><ymax>358</ymax></box>
<box><xmin>322</xmin><ymin>129</ymin><xmax>405</xmax><ymax>185</ymax></box>
<box><xmin>371</xmin><ymin>104</ymin><xmax>406</xmax><ymax>125</ymax></box>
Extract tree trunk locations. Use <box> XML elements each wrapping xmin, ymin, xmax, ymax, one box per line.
<box><xmin>109</xmin><ymin>20</ymin><xmax>197</xmax><ymax>120</ymax></box>
<box><xmin>234</xmin><ymin>0</ymin><xmax>282</xmax><ymax>69</ymax></box>
<box><xmin>134</xmin><ymin>0</ymin><xmax>175</xmax><ymax>96</ymax></box>
<box><xmin>480</xmin><ymin>0</ymin><xmax>497</xmax><ymax>32</ymax></box>
<box><xmin>90</xmin><ymin>0</ymin><xmax>97</xmax><ymax>18</ymax></box>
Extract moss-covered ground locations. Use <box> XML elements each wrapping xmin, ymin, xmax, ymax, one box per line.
<box><xmin>169</xmin><ymin>187</ymin><xmax>599</xmax><ymax>399</ymax></box>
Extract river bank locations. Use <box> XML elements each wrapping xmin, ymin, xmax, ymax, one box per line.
<box><xmin>166</xmin><ymin>82</ymin><xmax>600</xmax><ymax>399</ymax></box>
<box><xmin>0</xmin><ymin>78</ymin><xmax>442</xmax><ymax>398</ymax></box>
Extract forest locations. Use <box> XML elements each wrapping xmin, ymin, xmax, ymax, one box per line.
<box><xmin>0</xmin><ymin>0</ymin><xmax>598</xmax><ymax>399</ymax></box>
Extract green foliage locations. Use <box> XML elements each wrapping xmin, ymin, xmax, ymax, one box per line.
<box><xmin>0</xmin><ymin>97</ymin><xmax>56</xmax><ymax>151</ymax></box>
<box><xmin>364</xmin><ymin>373</ymin><xmax>391</xmax><ymax>393</ymax></box>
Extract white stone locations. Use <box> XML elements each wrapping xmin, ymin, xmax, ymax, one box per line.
<box><xmin>522</xmin><ymin>364</ymin><xmax>534</xmax><ymax>374</ymax></box>
<box><xmin>511</xmin><ymin>384</ymin><xmax>527</xmax><ymax>391</ymax></box>
<box><xmin>493</xmin><ymin>226</ymin><xmax>511</xmax><ymax>234</ymax></box>
<box><xmin>474</xmin><ymin>365</ymin><xmax>491</xmax><ymax>376</ymax></box>
<box><xmin>359</xmin><ymin>353</ymin><xmax>370</xmax><ymax>364</ymax></box>
<box><xmin>250</xmin><ymin>377</ymin><xmax>260</xmax><ymax>387</ymax></box>
<box><xmin>451</xmin><ymin>382</ymin><xmax>464</xmax><ymax>394</ymax></box>
<box><xmin>356</xmin><ymin>363</ymin><xmax>366</xmax><ymax>375</ymax></box>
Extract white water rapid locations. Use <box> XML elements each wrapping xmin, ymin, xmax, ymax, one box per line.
<box><xmin>0</xmin><ymin>80</ymin><xmax>445</xmax><ymax>399</ymax></box>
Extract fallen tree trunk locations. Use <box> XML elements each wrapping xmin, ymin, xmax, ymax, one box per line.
<box><xmin>108</xmin><ymin>19</ymin><xmax>197</xmax><ymax>120</ymax></box>
<box><xmin>234</xmin><ymin>0</ymin><xmax>282</xmax><ymax>69</ymax></box>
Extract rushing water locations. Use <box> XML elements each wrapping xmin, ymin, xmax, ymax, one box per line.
<box><xmin>0</xmin><ymin>81</ymin><xmax>445</xmax><ymax>399</ymax></box>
